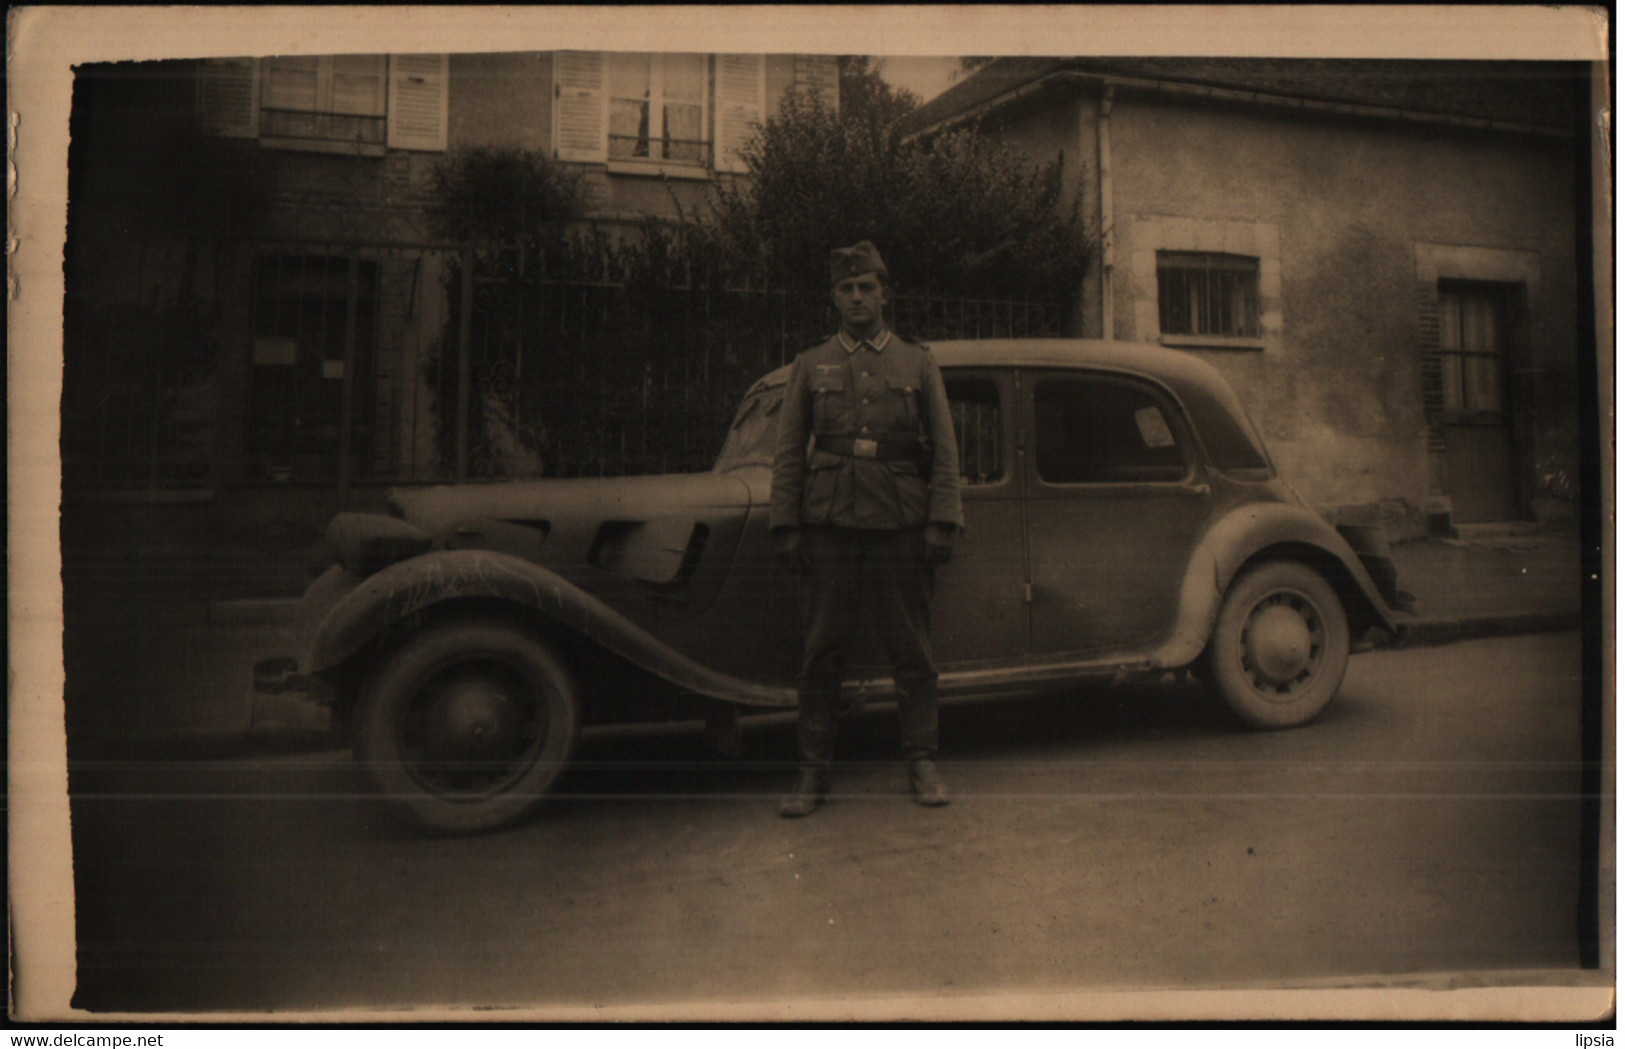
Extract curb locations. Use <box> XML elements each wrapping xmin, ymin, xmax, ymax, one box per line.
<box><xmin>1390</xmin><ymin>610</ymin><xmax>1582</xmax><ymax>648</ymax></box>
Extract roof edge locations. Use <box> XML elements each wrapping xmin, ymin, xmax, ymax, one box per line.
<box><xmin>901</xmin><ymin>68</ymin><xmax>1572</xmax><ymax>142</ymax></box>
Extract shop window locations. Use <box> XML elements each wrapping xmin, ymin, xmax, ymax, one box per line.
<box><xmin>248</xmin><ymin>255</ymin><xmax>378</xmax><ymax>481</ymax></box>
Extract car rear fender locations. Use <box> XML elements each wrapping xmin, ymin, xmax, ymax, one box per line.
<box><xmin>1157</xmin><ymin>504</ymin><xmax>1400</xmax><ymax>668</ymax></box>
<box><xmin>306</xmin><ymin>548</ymin><xmax>793</xmax><ymax>708</ymax></box>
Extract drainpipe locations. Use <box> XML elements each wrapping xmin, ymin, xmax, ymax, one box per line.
<box><xmin>1098</xmin><ymin>84</ymin><xmax>1116</xmax><ymax>341</ymax></box>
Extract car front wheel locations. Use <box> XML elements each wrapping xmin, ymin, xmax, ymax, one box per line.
<box><xmin>1208</xmin><ymin>561</ymin><xmax>1350</xmax><ymax>729</ymax></box>
<box><xmin>355</xmin><ymin>620</ymin><xmax>580</xmax><ymax>833</ymax></box>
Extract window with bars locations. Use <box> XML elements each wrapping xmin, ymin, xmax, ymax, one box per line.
<box><xmin>607</xmin><ymin>52</ymin><xmax>709</xmax><ymax>166</ymax></box>
<box><xmin>1157</xmin><ymin>251</ymin><xmax>1261</xmax><ymax>339</ymax></box>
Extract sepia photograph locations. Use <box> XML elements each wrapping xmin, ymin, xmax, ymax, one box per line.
<box><xmin>9</xmin><ymin>5</ymin><xmax>1613</xmax><ymax>1025</ymax></box>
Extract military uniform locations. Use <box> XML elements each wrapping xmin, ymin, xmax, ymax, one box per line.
<box><xmin>770</xmin><ymin>243</ymin><xmax>963</xmax><ymax>814</ymax></box>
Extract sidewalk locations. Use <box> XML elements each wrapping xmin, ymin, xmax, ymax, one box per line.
<box><xmin>1387</xmin><ymin>525</ymin><xmax>1586</xmax><ymax>644</ymax></box>
<box><xmin>62</xmin><ymin>523</ymin><xmax>1589</xmax><ymax>755</ymax></box>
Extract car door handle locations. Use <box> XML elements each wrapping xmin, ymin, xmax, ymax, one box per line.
<box><xmin>1184</xmin><ymin>483</ymin><xmax>1212</xmax><ymax>496</ymax></box>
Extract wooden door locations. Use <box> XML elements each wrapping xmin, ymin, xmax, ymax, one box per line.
<box><xmin>1438</xmin><ymin>284</ymin><xmax>1517</xmax><ymax>523</ymax></box>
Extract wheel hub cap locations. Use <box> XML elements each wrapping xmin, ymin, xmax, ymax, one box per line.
<box><xmin>1247</xmin><ymin>604</ymin><xmax>1313</xmax><ymax>684</ymax></box>
<box><xmin>427</xmin><ymin>680</ymin><xmax>521</xmax><ymax>760</ymax></box>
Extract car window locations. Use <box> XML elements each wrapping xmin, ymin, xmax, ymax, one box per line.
<box><xmin>945</xmin><ymin>377</ymin><xmax>1004</xmax><ymax>485</ymax></box>
<box><xmin>1033</xmin><ymin>377</ymin><xmax>1188</xmax><ymax>484</ymax></box>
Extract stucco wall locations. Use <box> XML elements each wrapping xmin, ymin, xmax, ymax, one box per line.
<box><xmin>1098</xmin><ymin>96</ymin><xmax>1579</xmax><ymax>516</ymax></box>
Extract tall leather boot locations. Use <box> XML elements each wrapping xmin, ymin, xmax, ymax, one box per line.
<box><xmin>779</xmin><ymin>690</ymin><xmax>836</xmax><ymax>817</ymax></box>
<box><xmin>899</xmin><ymin>679</ymin><xmax>948</xmax><ymax>807</ymax></box>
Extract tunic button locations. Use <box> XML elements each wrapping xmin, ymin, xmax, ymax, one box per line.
<box><xmin>861</xmin><ymin>426</ymin><xmax>870</xmax><ymax>433</ymax></box>
<box><xmin>861</xmin><ymin>397</ymin><xmax>870</xmax><ymax>405</ymax></box>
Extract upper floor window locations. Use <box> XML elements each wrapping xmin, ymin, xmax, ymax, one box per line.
<box><xmin>197</xmin><ymin>55</ymin><xmax>447</xmax><ymax>153</ymax></box>
<box><xmin>1157</xmin><ymin>251</ymin><xmax>1261</xmax><ymax>339</ymax></box>
<box><xmin>608</xmin><ymin>53</ymin><xmax>708</xmax><ymax>165</ymax></box>
<box><xmin>555</xmin><ymin>52</ymin><xmax>764</xmax><ymax>175</ymax></box>
<box><xmin>260</xmin><ymin>55</ymin><xmax>388</xmax><ymax>146</ymax></box>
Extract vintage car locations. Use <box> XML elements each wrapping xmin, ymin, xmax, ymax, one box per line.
<box><xmin>256</xmin><ymin>339</ymin><xmax>1412</xmax><ymax>833</ymax></box>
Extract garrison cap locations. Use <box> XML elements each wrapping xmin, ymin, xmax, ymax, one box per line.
<box><xmin>830</xmin><ymin>241</ymin><xmax>888</xmax><ymax>285</ymax></box>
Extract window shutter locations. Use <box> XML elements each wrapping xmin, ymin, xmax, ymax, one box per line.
<box><xmin>263</xmin><ymin>56</ymin><xmax>320</xmax><ymax>111</ymax></box>
<box><xmin>197</xmin><ymin>58</ymin><xmax>259</xmax><ymax>137</ymax></box>
<box><xmin>387</xmin><ymin>54</ymin><xmax>448</xmax><ymax>151</ymax></box>
<box><xmin>714</xmin><ymin>54</ymin><xmax>764</xmax><ymax>174</ymax></box>
<box><xmin>553</xmin><ymin>51</ymin><xmax>606</xmax><ymax>162</ymax></box>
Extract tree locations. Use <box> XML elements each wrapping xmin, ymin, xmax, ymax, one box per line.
<box><xmin>700</xmin><ymin>87</ymin><xmax>1090</xmax><ymax>307</ymax></box>
<box><xmin>837</xmin><ymin>55</ymin><xmax>921</xmax><ymax>133</ymax></box>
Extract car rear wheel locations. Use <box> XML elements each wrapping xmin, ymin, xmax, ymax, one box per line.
<box><xmin>355</xmin><ymin>620</ymin><xmax>580</xmax><ymax>834</ymax></box>
<box><xmin>1208</xmin><ymin>561</ymin><xmax>1349</xmax><ymax>729</ymax></box>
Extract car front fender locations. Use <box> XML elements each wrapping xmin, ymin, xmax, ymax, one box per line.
<box><xmin>1155</xmin><ymin>503</ymin><xmax>1401</xmax><ymax>669</ymax></box>
<box><xmin>306</xmin><ymin>548</ymin><xmax>794</xmax><ymax>708</ymax></box>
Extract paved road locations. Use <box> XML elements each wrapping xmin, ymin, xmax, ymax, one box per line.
<box><xmin>67</xmin><ymin>632</ymin><xmax>1597</xmax><ymax>1016</ymax></box>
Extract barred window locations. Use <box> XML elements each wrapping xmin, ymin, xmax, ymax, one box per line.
<box><xmin>1157</xmin><ymin>252</ymin><xmax>1261</xmax><ymax>339</ymax></box>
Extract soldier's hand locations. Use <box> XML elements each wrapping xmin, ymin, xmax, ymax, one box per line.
<box><xmin>775</xmin><ymin>529</ymin><xmax>813</xmax><ymax>575</ymax></box>
<box><xmin>922</xmin><ymin>523</ymin><xmax>956</xmax><ymax>566</ymax></box>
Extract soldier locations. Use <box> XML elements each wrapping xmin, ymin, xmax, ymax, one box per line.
<box><xmin>770</xmin><ymin>241</ymin><xmax>964</xmax><ymax>817</ymax></box>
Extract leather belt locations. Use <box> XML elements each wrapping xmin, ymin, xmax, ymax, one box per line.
<box><xmin>815</xmin><ymin>434</ymin><xmax>925</xmax><ymax>461</ymax></box>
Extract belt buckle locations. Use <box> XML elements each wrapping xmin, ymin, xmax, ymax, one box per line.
<box><xmin>852</xmin><ymin>438</ymin><xmax>879</xmax><ymax>458</ymax></box>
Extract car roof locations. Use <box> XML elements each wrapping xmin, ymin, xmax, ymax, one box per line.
<box><xmin>750</xmin><ymin>338</ymin><xmax>1235</xmax><ymax>397</ymax></box>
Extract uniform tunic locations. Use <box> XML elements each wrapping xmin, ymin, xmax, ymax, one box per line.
<box><xmin>770</xmin><ymin>329</ymin><xmax>964</xmax><ymax>534</ymax></box>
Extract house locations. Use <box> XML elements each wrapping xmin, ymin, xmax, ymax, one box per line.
<box><xmin>896</xmin><ymin>58</ymin><xmax>1589</xmax><ymax>531</ymax></box>
<box><xmin>65</xmin><ymin>51</ymin><xmax>840</xmax><ymax>491</ymax></box>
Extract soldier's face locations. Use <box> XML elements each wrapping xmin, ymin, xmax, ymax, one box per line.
<box><xmin>833</xmin><ymin>274</ymin><xmax>888</xmax><ymax>336</ymax></box>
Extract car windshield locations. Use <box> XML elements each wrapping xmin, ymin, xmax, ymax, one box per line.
<box><xmin>714</xmin><ymin>382</ymin><xmax>785</xmax><ymax>471</ymax></box>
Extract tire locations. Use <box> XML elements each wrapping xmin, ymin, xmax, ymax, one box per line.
<box><xmin>1207</xmin><ymin>561</ymin><xmax>1350</xmax><ymax>729</ymax></box>
<box><xmin>355</xmin><ymin>620</ymin><xmax>581</xmax><ymax>834</ymax></box>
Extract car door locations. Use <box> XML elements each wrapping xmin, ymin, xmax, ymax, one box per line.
<box><xmin>1021</xmin><ymin>369</ymin><xmax>1214</xmax><ymax>658</ymax></box>
<box><xmin>844</xmin><ymin>368</ymin><xmax>1028</xmax><ymax>677</ymax></box>
<box><xmin>928</xmin><ymin>369</ymin><xmax>1029</xmax><ymax>667</ymax></box>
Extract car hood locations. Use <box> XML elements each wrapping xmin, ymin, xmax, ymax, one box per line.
<box><xmin>385</xmin><ymin>472</ymin><xmax>756</xmax><ymax>621</ymax></box>
<box><xmin>389</xmin><ymin>471</ymin><xmax>751</xmax><ymax>538</ymax></box>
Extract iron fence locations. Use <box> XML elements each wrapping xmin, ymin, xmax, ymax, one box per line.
<box><xmin>61</xmin><ymin>235</ymin><xmax>1070</xmax><ymax>495</ymax></box>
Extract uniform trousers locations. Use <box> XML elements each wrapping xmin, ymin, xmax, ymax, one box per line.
<box><xmin>796</xmin><ymin>525</ymin><xmax>939</xmax><ymax>769</ymax></box>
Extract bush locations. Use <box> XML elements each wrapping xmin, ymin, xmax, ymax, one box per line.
<box><xmin>427</xmin><ymin>147</ymin><xmax>585</xmax><ymax>251</ymax></box>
